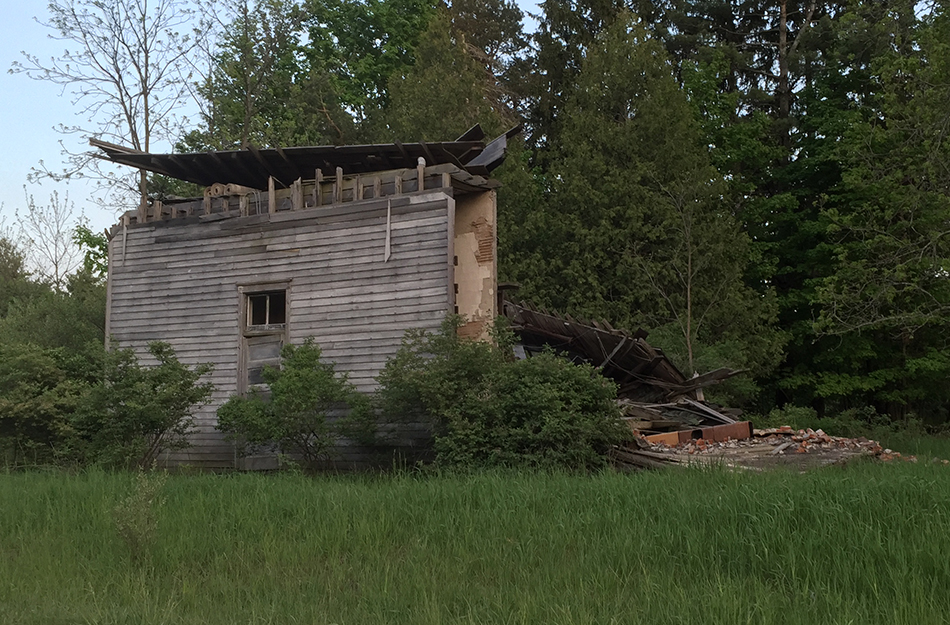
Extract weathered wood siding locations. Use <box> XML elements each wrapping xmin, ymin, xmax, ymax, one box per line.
<box><xmin>107</xmin><ymin>191</ymin><xmax>456</xmax><ymax>468</ymax></box>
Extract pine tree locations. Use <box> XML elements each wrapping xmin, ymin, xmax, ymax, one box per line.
<box><xmin>518</xmin><ymin>13</ymin><xmax>782</xmax><ymax>395</ymax></box>
<box><xmin>814</xmin><ymin>1</ymin><xmax>950</xmax><ymax>419</ymax></box>
<box><xmin>380</xmin><ymin>10</ymin><xmax>508</xmax><ymax>141</ymax></box>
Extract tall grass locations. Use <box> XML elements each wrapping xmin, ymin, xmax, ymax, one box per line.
<box><xmin>2</xmin><ymin>462</ymin><xmax>949</xmax><ymax>624</ymax></box>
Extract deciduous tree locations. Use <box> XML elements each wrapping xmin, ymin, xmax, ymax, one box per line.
<box><xmin>11</xmin><ymin>0</ymin><xmax>197</xmax><ymax>209</ymax></box>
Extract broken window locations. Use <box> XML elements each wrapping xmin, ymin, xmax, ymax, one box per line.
<box><xmin>247</xmin><ymin>291</ymin><xmax>286</xmax><ymax>328</ymax></box>
<box><xmin>240</xmin><ymin>286</ymin><xmax>289</xmax><ymax>394</ymax></box>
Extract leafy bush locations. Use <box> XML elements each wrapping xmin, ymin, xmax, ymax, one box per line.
<box><xmin>0</xmin><ymin>341</ymin><xmax>213</xmax><ymax>469</ymax></box>
<box><xmin>71</xmin><ymin>342</ymin><xmax>214</xmax><ymax>469</ymax></box>
<box><xmin>0</xmin><ymin>343</ymin><xmax>92</xmax><ymax>466</ymax></box>
<box><xmin>216</xmin><ymin>338</ymin><xmax>373</xmax><ymax>468</ymax></box>
<box><xmin>376</xmin><ymin>317</ymin><xmax>630</xmax><ymax>470</ymax></box>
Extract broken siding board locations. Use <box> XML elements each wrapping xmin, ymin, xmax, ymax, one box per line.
<box><xmin>147</xmin><ymin>193</ymin><xmax>447</xmax><ymax>233</ymax></box>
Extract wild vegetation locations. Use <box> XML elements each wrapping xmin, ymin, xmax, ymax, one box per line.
<box><xmin>11</xmin><ymin>0</ymin><xmax>950</xmax><ymax>428</ymax></box>
<box><xmin>3</xmin><ymin>463</ymin><xmax>950</xmax><ymax>624</ymax></box>
<box><xmin>376</xmin><ymin>317</ymin><xmax>630</xmax><ymax>470</ymax></box>
<box><xmin>0</xmin><ymin>234</ymin><xmax>213</xmax><ymax>468</ymax></box>
<box><xmin>217</xmin><ymin>338</ymin><xmax>374</xmax><ymax>468</ymax></box>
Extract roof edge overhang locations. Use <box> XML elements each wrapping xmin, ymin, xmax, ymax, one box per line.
<box><xmin>91</xmin><ymin>126</ymin><xmax>520</xmax><ymax>191</ymax></box>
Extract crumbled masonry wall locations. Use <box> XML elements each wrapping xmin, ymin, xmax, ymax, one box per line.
<box><xmin>453</xmin><ymin>190</ymin><xmax>497</xmax><ymax>340</ymax></box>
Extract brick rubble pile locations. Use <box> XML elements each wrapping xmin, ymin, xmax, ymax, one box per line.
<box><xmin>642</xmin><ymin>425</ymin><xmax>937</xmax><ymax>464</ymax></box>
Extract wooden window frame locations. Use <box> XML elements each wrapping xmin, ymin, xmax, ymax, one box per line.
<box><xmin>237</xmin><ymin>280</ymin><xmax>291</xmax><ymax>394</ymax></box>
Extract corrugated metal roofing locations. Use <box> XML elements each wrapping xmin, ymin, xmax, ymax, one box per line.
<box><xmin>91</xmin><ymin>125</ymin><xmax>520</xmax><ymax>190</ymax></box>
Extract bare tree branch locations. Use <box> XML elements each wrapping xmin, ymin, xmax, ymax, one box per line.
<box><xmin>10</xmin><ymin>0</ymin><xmax>197</xmax><ymax>211</ymax></box>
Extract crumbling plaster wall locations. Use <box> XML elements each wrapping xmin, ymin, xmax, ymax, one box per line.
<box><xmin>453</xmin><ymin>190</ymin><xmax>497</xmax><ymax>340</ymax></box>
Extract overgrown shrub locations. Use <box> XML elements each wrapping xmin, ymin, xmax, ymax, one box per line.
<box><xmin>0</xmin><ymin>343</ymin><xmax>92</xmax><ymax>466</ymax></box>
<box><xmin>71</xmin><ymin>342</ymin><xmax>214</xmax><ymax>469</ymax></box>
<box><xmin>376</xmin><ymin>317</ymin><xmax>630</xmax><ymax>470</ymax></box>
<box><xmin>216</xmin><ymin>338</ymin><xmax>373</xmax><ymax>468</ymax></box>
<box><xmin>0</xmin><ymin>340</ymin><xmax>213</xmax><ymax>469</ymax></box>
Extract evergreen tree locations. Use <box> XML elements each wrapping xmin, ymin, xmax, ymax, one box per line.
<box><xmin>516</xmin><ymin>13</ymin><xmax>782</xmax><ymax>397</ymax></box>
<box><xmin>184</xmin><ymin>0</ymin><xmax>354</xmax><ymax>150</ymax></box>
<box><xmin>813</xmin><ymin>1</ymin><xmax>950</xmax><ymax>419</ymax></box>
<box><xmin>380</xmin><ymin>10</ymin><xmax>509</xmax><ymax>140</ymax></box>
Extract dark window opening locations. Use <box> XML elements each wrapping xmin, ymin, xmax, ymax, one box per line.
<box><xmin>248</xmin><ymin>291</ymin><xmax>286</xmax><ymax>327</ymax></box>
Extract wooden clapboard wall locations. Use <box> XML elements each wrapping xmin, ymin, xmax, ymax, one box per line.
<box><xmin>107</xmin><ymin>191</ymin><xmax>456</xmax><ymax>468</ymax></box>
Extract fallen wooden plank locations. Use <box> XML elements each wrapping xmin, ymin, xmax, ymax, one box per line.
<box><xmin>608</xmin><ymin>447</ymin><xmax>679</xmax><ymax>470</ymax></box>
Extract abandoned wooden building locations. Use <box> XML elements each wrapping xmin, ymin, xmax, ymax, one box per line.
<box><xmin>96</xmin><ymin>126</ymin><xmax>516</xmax><ymax>469</ymax></box>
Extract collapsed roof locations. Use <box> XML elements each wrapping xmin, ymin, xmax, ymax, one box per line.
<box><xmin>503</xmin><ymin>301</ymin><xmax>741</xmax><ymax>404</ymax></box>
<box><xmin>91</xmin><ymin>125</ymin><xmax>520</xmax><ymax>190</ymax></box>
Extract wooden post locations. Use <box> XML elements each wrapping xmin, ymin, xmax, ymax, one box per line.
<box><xmin>292</xmin><ymin>178</ymin><xmax>302</xmax><ymax>210</ymax></box>
<box><xmin>268</xmin><ymin>176</ymin><xmax>276</xmax><ymax>214</ymax></box>
<box><xmin>315</xmin><ymin>169</ymin><xmax>324</xmax><ymax>206</ymax></box>
<box><xmin>384</xmin><ymin>199</ymin><xmax>392</xmax><ymax>262</ymax></box>
<box><xmin>417</xmin><ymin>157</ymin><xmax>426</xmax><ymax>192</ymax></box>
<box><xmin>353</xmin><ymin>174</ymin><xmax>362</xmax><ymax>201</ymax></box>
<box><xmin>154</xmin><ymin>200</ymin><xmax>164</xmax><ymax>220</ymax></box>
<box><xmin>239</xmin><ymin>194</ymin><xmax>249</xmax><ymax>217</ymax></box>
<box><xmin>373</xmin><ymin>176</ymin><xmax>381</xmax><ymax>199</ymax></box>
<box><xmin>335</xmin><ymin>167</ymin><xmax>343</xmax><ymax>204</ymax></box>
<box><xmin>442</xmin><ymin>172</ymin><xmax>451</xmax><ymax>189</ymax></box>
<box><xmin>395</xmin><ymin>173</ymin><xmax>403</xmax><ymax>195</ymax></box>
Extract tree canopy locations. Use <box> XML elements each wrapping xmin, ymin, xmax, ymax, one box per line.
<box><xmin>13</xmin><ymin>0</ymin><xmax>950</xmax><ymax>423</ymax></box>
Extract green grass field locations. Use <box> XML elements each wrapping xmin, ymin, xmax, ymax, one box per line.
<box><xmin>3</xmin><ymin>443</ymin><xmax>950</xmax><ymax>624</ymax></box>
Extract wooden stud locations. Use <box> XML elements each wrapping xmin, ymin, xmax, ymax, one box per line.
<box><xmin>292</xmin><ymin>178</ymin><xmax>303</xmax><ymax>211</ymax></box>
<box><xmin>314</xmin><ymin>169</ymin><xmax>322</xmax><ymax>207</ymax></box>
<box><xmin>240</xmin><ymin>194</ymin><xmax>249</xmax><ymax>217</ymax></box>
<box><xmin>442</xmin><ymin>172</ymin><xmax>451</xmax><ymax>189</ymax></box>
<box><xmin>416</xmin><ymin>157</ymin><xmax>426</xmax><ymax>192</ymax></box>
<box><xmin>268</xmin><ymin>176</ymin><xmax>276</xmax><ymax>214</ymax></box>
<box><xmin>354</xmin><ymin>174</ymin><xmax>362</xmax><ymax>201</ymax></box>
<box><xmin>395</xmin><ymin>173</ymin><xmax>403</xmax><ymax>195</ymax></box>
<box><xmin>335</xmin><ymin>167</ymin><xmax>343</xmax><ymax>204</ymax></box>
<box><xmin>384</xmin><ymin>199</ymin><xmax>392</xmax><ymax>262</ymax></box>
<box><xmin>203</xmin><ymin>195</ymin><xmax>211</xmax><ymax>215</ymax></box>
<box><xmin>373</xmin><ymin>176</ymin><xmax>381</xmax><ymax>199</ymax></box>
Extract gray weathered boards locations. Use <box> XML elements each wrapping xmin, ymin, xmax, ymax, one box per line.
<box><xmin>106</xmin><ymin>191</ymin><xmax>457</xmax><ymax>468</ymax></box>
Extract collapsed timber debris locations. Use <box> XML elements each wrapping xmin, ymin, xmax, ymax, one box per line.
<box><xmin>503</xmin><ymin>300</ymin><xmax>745</xmax><ymax>432</ymax></box>
<box><xmin>502</xmin><ymin>301</ymin><xmax>932</xmax><ymax>472</ymax></box>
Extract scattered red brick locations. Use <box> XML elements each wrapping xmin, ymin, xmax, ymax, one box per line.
<box><xmin>634</xmin><ymin>426</ymin><xmax>934</xmax><ymax>465</ymax></box>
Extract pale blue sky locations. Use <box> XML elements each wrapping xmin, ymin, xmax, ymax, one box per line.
<box><xmin>1</xmin><ymin>0</ymin><xmax>539</xmax><ymax>238</ymax></box>
<box><xmin>0</xmin><ymin>1</ymin><xmax>166</xmax><ymax>235</ymax></box>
